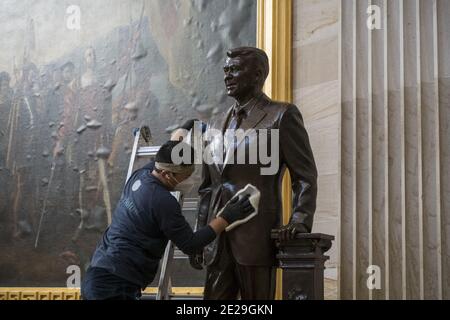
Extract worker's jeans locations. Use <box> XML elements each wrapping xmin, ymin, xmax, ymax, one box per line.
<box><xmin>81</xmin><ymin>267</ymin><xmax>142</xmax><ymax>300</ymax></box>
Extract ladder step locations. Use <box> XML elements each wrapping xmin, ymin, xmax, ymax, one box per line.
<box><xmin>173</xmin><ymin>249</ymin><xmax>189</xmax><ymax>259</ymax></box>
<box><xmin>136</xmin><ymin>146</ymin><xmax>160</xmax><ymax>157</ymax></box>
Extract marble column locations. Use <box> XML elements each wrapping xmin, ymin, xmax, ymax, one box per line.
<box><xmin>339</xmin><ymin>0</ymin><xmax>450</xmax><ymax>300</ymax></box>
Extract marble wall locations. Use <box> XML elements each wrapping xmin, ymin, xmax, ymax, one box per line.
<box><xmin>339</xmin><ymin>0</ymin><xmax>450</xmax><ymax>300</ymax></box>
<box><xmin>0</xmin><ymin>0</ymin><xmax>256</xmax><ymax>287</ymax></box>
<box><xmin>293</xmin><ymin>0</ymin><xmax>340</xmax><ymax>268</ymax></box>
<box><xmin>294</xmin><ymin>0</ymin><xmax>450</xmax><ymax>300</ymax></box>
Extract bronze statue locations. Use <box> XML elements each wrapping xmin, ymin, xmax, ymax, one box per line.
<box><xmin>190</xmin><ymin>47</ymin><xmax>318</xmax><ymax>300</ymax></box>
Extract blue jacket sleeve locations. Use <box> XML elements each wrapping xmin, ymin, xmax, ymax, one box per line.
<box><xmin>155</xmin><ymin>193</ymin><xmax>216</xmax><ymax>255</ymax></box>
<box><xmin>142</xmin><ymin>161</ymin><xmax>155</xmax><ymax>171</ymax></box>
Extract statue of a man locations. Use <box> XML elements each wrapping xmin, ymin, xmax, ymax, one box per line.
<box><xmin>191</xmin><ymin>47</ymin><xmax>318</xmax><ymax>299</ymax></box>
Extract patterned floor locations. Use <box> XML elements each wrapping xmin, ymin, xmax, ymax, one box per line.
<box><xmin>324</xmin><ymin>278</ymin><xmax>338</xmax><ymax>300</ymax></box>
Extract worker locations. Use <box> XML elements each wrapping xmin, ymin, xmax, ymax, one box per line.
<box><xmin>81</xmin><ymin>139</ymin><xmax>254</xmax><ymax>300</ymax></box>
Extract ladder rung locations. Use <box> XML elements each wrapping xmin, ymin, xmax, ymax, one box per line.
<box><xmin>173</xmin><ymin>249</ymin><xmax>189</xmax><ymax>259</ymax></box>
<box><xmin>137</xmin><ymin>146</ymin><xmax>160</xmax><ymax>157</ymax></box>
<box><xmin>182</xmin><ymin>200</ymin><xmax>199</xmax><ymax>210</ymax></box>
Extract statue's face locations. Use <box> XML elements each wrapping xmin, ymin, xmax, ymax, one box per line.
<box><xmin>223</xmin><ymin>56</ymin><xmax>257</xmax><ymax>99</ymax></box>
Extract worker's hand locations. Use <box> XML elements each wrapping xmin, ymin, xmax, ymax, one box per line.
<box><xmin>171</xmin><ymin>119</ymin><xmax>198</xmax><ymax>141</ymax></box>
<box><xmin>189</xmin><ymin>252</ymin><xmax>204</xmax><ymax>270</ymax></box>
<box><xmin>179</xmin><ymin>119</ymin><xmax>199</xmax><ymax>131</ymax></box>
<box><xmin>220</xmin><ymin>194</ymin><xmax>254</xmax><ymax>225</ymax></box>
<box><xmin>179</xmin><ymin>119</ymin><xmax>207</xmax><ymax>133</ymax></box>
<box><xmin>278</xmin><ymin>222</ymin><xmax>309</xmax><ymax>242</ymax></box>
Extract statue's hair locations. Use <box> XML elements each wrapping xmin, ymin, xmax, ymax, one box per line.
<box><xmin>226</xmin><ymin>47</ymin><xmax>269</xmax><ymax>86</ymax></box>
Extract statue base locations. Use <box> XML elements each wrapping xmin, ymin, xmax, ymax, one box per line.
<box><xmin>271</xmin><ymin>231</ymin><xmax>334</xmax><ymax>300</ymax></box>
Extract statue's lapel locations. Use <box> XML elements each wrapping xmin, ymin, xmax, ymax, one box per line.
<box><xmin>207</xmin><ymin>106</ymin><xmax>233</xmax><ymax>172</ymax></box>
<box><xmin>222</xmin><ymin>95</ymin><xmax>269</xmax><ymax>170</ymax></box>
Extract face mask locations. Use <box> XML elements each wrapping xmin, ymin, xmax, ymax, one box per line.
<box><xmin>164</xmin><ymin>170</ymin><xmax>197</xmax><ymax>195</ymax></box>
<box><xmin>171</xmin><ymin>173</ymin><xmax>195</xmax><ymax>194</ymax></box>
<box><xmin>174</xmin><ymin>180</ymin><xmax>194</xmax><ymax>194</ymax></box>
<box><xmin>163</xmin><ymin>173</ymin><xmax>178</xmax><ymax>190</ymax></box>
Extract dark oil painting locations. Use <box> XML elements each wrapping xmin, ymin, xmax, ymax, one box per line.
<box><xmin>0</xmin><ymin>0</ymin><xmax>256</xmax><ymax>287</ymax></box>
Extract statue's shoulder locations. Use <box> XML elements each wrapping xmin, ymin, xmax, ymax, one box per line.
<box><xmin>206</xmin><ymin>106</ymin><xmax>232</xmax><ymax>129</ymax></box>
<box><xmin>260</xmin><ymin>94</ymin><xmax>298</xmax><ymax>115</ymax></box>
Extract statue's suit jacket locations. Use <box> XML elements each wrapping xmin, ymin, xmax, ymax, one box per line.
<box><xmin>196</xmin><ymin>94</ymin><xmax>317</xmax><ymax>267</ymax></box>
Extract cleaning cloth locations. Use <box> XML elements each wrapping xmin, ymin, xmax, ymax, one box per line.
<box><xmin>216</xmin><ymin>184</ymin><xmax>260</xmax><ymax>232</ymax></box>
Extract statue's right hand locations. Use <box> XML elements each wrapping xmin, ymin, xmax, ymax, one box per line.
<box><xmin>189</xmin><ymin>252</ymin><xmax>204</xmax><ymax>270</ymax></box>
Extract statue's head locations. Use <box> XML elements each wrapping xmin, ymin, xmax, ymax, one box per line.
<box><xmin>223</xmin><ymin>47</ymin><xmax>269</xmax><ymax>99</ymax></box>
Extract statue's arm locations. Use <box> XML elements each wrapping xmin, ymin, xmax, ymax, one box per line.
<box><xmin>196</xmin><ymin>161</ymin><xmax>212</xmax><ymax>231</ymax></box>
<box><xmin>279</xmin><ymin>104</ymin><xmax>318</xmax><ymax>232</ymax></box>
<box><xmin>189</xmin><ymin>153</ymin><xmax>213</xmax><ymax>269</ymax></box>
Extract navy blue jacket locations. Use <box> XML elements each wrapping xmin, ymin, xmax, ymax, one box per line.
<box><xmin>90</xmin><ymin>161</ymin><xmax>215</xmax><ymax>288</ymax></box>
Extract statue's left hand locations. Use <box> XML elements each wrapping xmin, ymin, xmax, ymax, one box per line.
<box><xmin>278</xmin><ymin>222</ymin><xmax>308</xmax><ymax>242</ymax></box>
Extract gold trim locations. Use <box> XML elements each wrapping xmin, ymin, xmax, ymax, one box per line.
<box><xmin>0</xmin><ymin>287</ymin><xmax>203</xmax><ymax>300</ymax></box>
<box><xmin>257</xmin><ymin>0</ymin><xmax>293</xmax><ymax>300</ymax></box>
<box><xmin>257</xmin><ymin>0</ymin><xmax>292</xmax><ymax>102</ymax></box>
<box><xmin>0</xmin><ymin>288</ymin><xmax>81</xmax><ymax>300</ymax></box>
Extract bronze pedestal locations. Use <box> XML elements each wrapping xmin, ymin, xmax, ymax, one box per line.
<box><xmin>271</xmin><ymin>231</ymin><xmax>334</xmax><ymax>300</ymax></box>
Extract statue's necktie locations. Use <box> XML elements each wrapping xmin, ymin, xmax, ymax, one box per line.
<box><xmin>221</xmin><ymin>108</ymin><xmax>245</xmax><ymax>169</ymax></box>
<box><xmin>221</xmin><ymin>97</ymin><xmax>258</xmax><ymax>169</ymax></box>
<box><xmin>227</xmin><ymin>107</ymin><xmax>245</xmax><ymax>131</ymax></box>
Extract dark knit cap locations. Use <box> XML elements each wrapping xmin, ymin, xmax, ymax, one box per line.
<box><xmin>155</xmin><ymin>140</ymin><xmax>195</xmax><ymax>166</ymax></box>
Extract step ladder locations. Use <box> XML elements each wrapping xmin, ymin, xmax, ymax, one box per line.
<box><xmin>125</xmin><ymin>126</ymin><xmax>183</xmax><ymax>300</ymax></box>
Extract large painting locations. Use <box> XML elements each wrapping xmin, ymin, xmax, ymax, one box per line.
<box><xmin>0</xmin><ymin>0</ymin><xmax>256</xmax><ymax>287</ymax></box>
